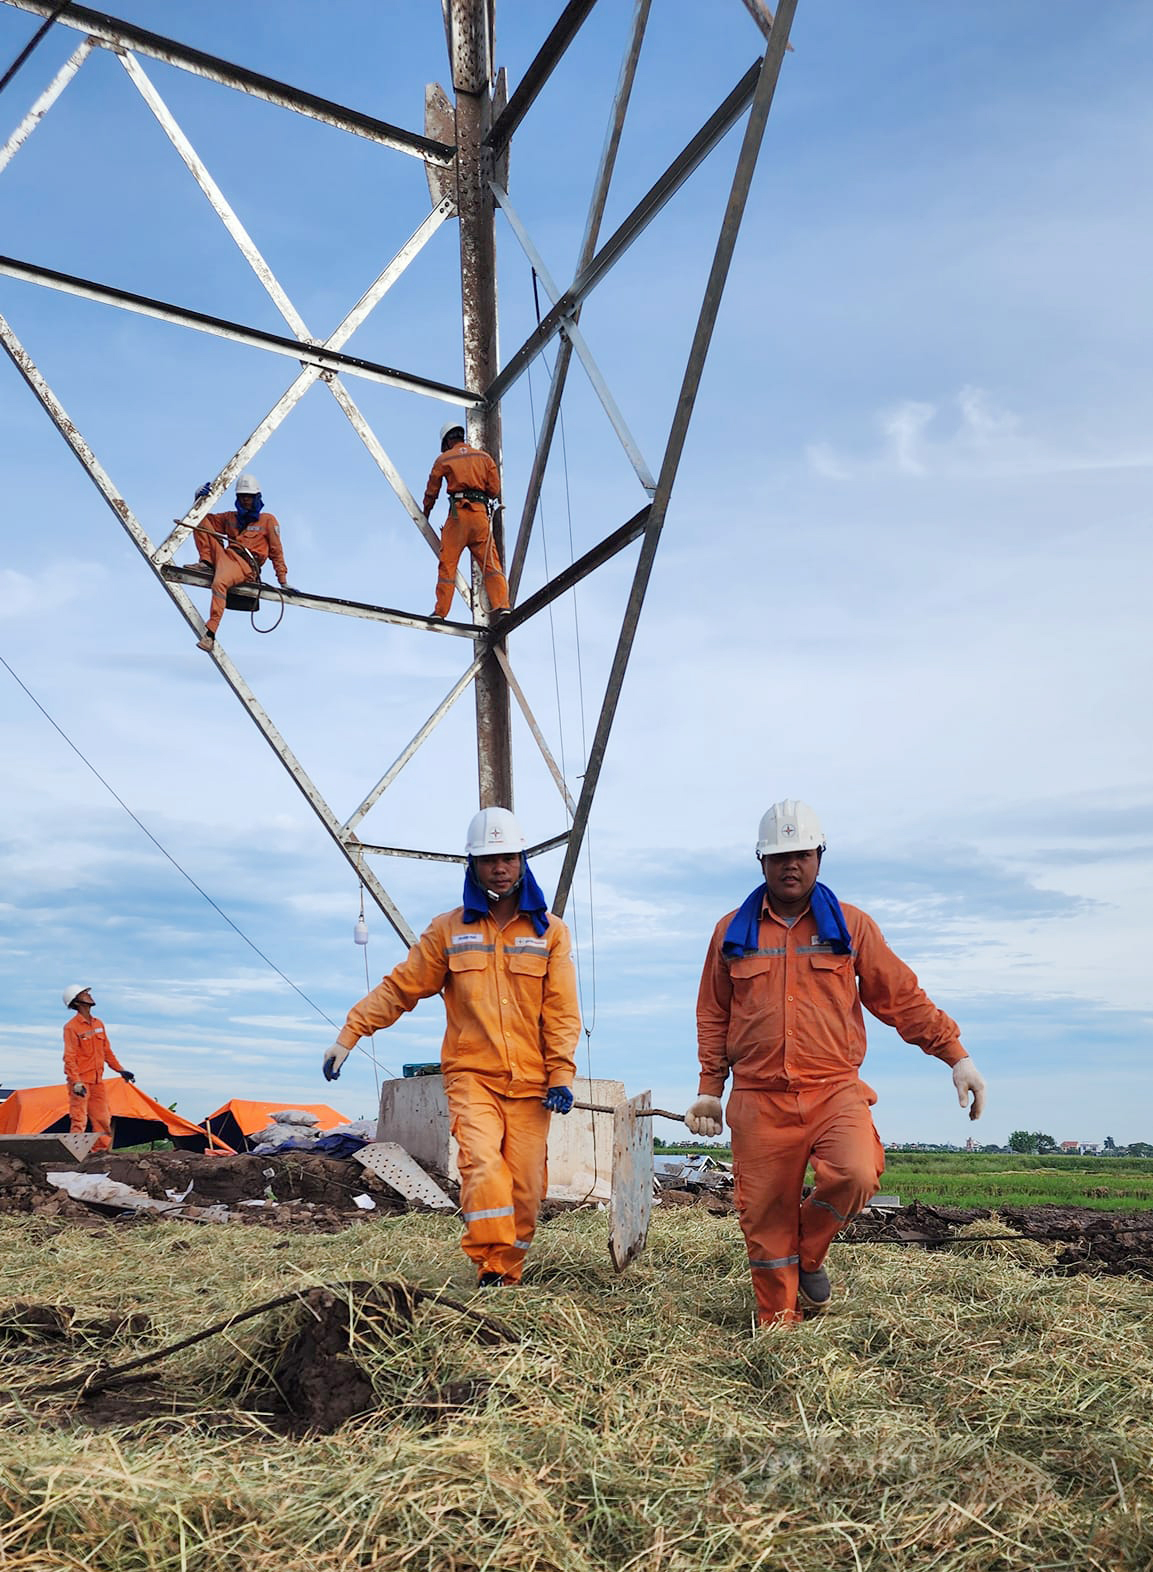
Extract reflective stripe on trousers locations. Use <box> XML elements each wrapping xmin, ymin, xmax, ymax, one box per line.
<box><xmin>446</xmin><ymin>1072</ymin><xmax>550</xmax><ymax>1282</ymax></box>
<box><xmin>729</xmin><ymin>1081</ymin><xmax>884</xmax><ymax>1325</ymax></box>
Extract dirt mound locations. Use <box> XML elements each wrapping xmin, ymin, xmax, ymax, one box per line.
<box><xmin>0</xmin><ymin>1151</ymin><xmax>456</xmax><ymax>1231</ymax></box>
<box><xmin>0</xmin><ymin>1155</ymin><xmax>103</xmax><ymax>1223</ymax></box>
<box><xmin>841</xmin><ymin>1199</ymin><xmax>1153</xmax><ymax>1278</ymax></box>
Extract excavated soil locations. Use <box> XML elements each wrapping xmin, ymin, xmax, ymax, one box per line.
<box><xmin>839</xmin><ymin>1197</ymin><xmax>1153</xmax><ymax>1278</ymax></box>
<box><xmin>4</xmin><ymin>1155</ymin><xmax>1152</xmax><ymax>1275</ymax></box>
<box><xmin>0</xmin><ymin>1150</ymin><xmax>455</xmax><ymax>1231</ymax></box>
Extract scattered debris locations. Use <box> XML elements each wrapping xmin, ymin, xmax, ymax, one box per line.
<box><xmin>353</xmin><ymin>1143</ymin><xmax>456</xmax><ymax>1211</ymax></box>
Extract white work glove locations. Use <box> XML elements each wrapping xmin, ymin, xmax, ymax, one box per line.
<box><xmin>322</xmin><ymin>1041</ymin><xmax>353</xmax><ymax>1083</ymax></box>
<box><xmin>71</xmin><ymin>1082</ymin><xmax>87</xmax><ymax>1097</ymax></box>
<box><xmin>952</xmin><ymin>1057</ymin><xmax>986</xmax><ymax>1121</ymax></box>
<box><xmin>684</xmin><ymin>1096</ymin><xmax>724</xmax><ymax>1137</ymax></box>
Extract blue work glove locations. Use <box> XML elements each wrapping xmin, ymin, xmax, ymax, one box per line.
<box><xmin>194</xmin><ymin>482</ymin><xmax>212</xmax><ymax>502</ymax></box>
<box><xmin>323</xmin><ymin>1041</ymin><xmax>352</xmax><ymax>1082</ymax></box>
<box><xmin>543</xmin><ymin>1086</ymin><xmax>574</xmax><ymax>1115</ymax></box>
<box><xmin>119</xmin><ymin>1070</ymin><xmax>135</xmax><ymax>1084</ymax></box>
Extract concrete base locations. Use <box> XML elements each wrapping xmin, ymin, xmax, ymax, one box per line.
<box><xmin>376</xmin><ymin>1075</ymin><xmax>624</xmax><ymax>1201</ymax></box>
<box><xmin>0</xmin><ymin>1133</ymin><xmax>100</xmax><ymax>1163</ymax></box>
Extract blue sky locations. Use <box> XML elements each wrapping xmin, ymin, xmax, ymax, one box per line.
<box><xmin>1</xmin><ymin>1</ymin><xmax>1150</xmax><ymax>1146</ymax></box>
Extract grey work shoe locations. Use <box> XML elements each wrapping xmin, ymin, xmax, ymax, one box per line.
<box><xmin>797</xmin><ymin>1266</ymin><xmax>832</xmax><ymax>1315</ymax></box>
<box><xmin>196</xmin><ymin>633</ymin><xmax>216</xmax><ymax>652</ymax></box>
<box><xmin>184</xmin><ymin>561</ymin><xmax>213</xmax><ymax>576</ymax></box>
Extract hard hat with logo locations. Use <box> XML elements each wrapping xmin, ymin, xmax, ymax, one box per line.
<box><xmin>756</xmin><ymin>799</ymin><xmax>826</xmax><ymax>857</ymax></box>
<box><xmin>62</xmin><ymin>984</ymin><xmax>91</xmax><ymax>1009</ymax></box>
<box><xmin>235</xmin><ymin>472</ymin><xmax>260</xmax><ymax>494</ymax></box>
<box><xmin>440</xmin><ymin>417</ymin><xmax>466</xmax><ymax>443</ymax></box>
<box><xmin>465</xmin><ymin>806</ymin><xmax>527</xmax><ymax>856</ymax></box>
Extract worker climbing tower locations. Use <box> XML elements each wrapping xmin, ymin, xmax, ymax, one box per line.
<box><xmin>0</xmin><ymin>0</ymin><xmax>797</xmax><ymax>945</ymax></box>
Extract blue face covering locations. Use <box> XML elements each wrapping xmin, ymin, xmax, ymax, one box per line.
<box><xmin>462</xmin><ymin>854</ymin><xmax>550</xmax><ymax>937</ymax></box>
<box><xmin>722</xmin><ymin>880</ymin><xmax>853</xmax><ymax>958</ymax></box>
<box><xmin>235</xmin><ymin>492</ymin><xmax>264</xmax><ymax>527</ymax></box>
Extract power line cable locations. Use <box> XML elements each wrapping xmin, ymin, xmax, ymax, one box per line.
<box><xmin>0</xmin><ymin>648</ymin><xmax>384</xmax><ymax>1064</ymax></box>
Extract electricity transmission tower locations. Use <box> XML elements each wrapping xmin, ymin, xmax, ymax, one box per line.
<box><xmin>0</xmin><ymin>0</ymin><xmax>797</xmax><ymax>946</ymax></box>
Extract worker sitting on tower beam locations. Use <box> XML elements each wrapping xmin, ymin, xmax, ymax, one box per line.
<box><xmin>183</xmin><ymin>472</ymin><xmax>289</xmax><ymax>652</ymax></box>
<box><xmin>323</xmin><ymin>808</ymin><xmax>579</xmax><ymax>1287</ymax></box>
<box><xmin>423</xmin><ymin>419</ymin><xmax>510</xmax><ymax>622</ymax></box>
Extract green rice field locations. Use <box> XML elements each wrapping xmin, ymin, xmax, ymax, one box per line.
<box><xmin>878</xmin><ymin>1152</ymin><xmax>1153</xmax><ymax>1211</ymax></box>
<box><xmin>666</xmin><ymin>1148</ymin><xmax>1153</xmax><ymax>1211</ymax></box>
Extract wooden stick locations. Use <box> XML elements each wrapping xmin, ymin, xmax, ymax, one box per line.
<box><xmin>572</xmin><ymin>1099</ymin><xmax>686</xmax><ymax>1124</ymax></box>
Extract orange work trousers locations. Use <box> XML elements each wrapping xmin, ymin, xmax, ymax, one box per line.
<box><xmin>68</xmin><ymin>1079</ymin><xmax>113</xmax><ymax>1152</ymax></box>
<box><xmin>728</xmin><ymin>1081</ymin><xmax>884</xmax><ymax>1326</ymax></box>
<box><xmin>444</xmin><ymin>1072</ymin><xmax>551</xmax><ymax>1282</ymax></box>
<box><xmin>197</xmin><ymin>532</ymin><xmax>259</xmax><ymax>634</ymax></box>
<box><xmin>434</xmin><ymin>503</ymin><xmax>509</xmax><ymax>619</ymax></box>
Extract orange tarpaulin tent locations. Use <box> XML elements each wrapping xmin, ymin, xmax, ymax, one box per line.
<box><xmin>0</xmin><ymin>1082</ymin><xmax>233</xmax><ymax>1151</ymax></box>
<box><xmin>201</xmin><ymin>1099</ymin><xmax>349</xmax><ymax>1153</ymax></box>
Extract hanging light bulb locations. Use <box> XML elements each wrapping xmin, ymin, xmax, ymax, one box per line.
<box><xmin>354</xmin><ymin>885</ymin><xmax>369</xmax><ymax>945</ymax></box>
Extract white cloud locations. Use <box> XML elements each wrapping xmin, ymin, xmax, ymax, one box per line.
<box><xmin>806</xmin><ymin>386</ymin><xmax>1153</xmax><ymax>482</ymax></box>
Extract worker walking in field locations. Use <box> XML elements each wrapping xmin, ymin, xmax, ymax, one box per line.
<box><xmin>685</xmin><ymin>800</ymin><xmax>986</xmax><ymax>1327</ymax></box>
<box><xmin>61</xmin><ymin>985</ymin><xmax>135</xmax><ymax>1153</ymax></box>
<box><xmin>183</xmin><ymin>472</ymin><xmax>289</xmax><ymax>652</ymax></box>
<box><xmin>322</xmin><ymin>808</ymin><xmax>579</xmax><ymax>1286</ymax></box>
<box><xmin>423</xmin><ymin>420</ymin><xmax>510</xmax><ymax>622</ymax></box>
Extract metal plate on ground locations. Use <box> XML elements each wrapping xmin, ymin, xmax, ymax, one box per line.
<box><xmin>609</xmin><ymin>1091</ymin><xmax>653</xmax><ymax>1273</ymax></box>
<box><xmin>0</xmin><ymin>1133</ymin><xmax>100</xmax><ymax>1163</ymax></box>
<box><xmin>353</xmin><ymin>1142</ymin><xmax>456</xmax><ymax>1211</ymax></box>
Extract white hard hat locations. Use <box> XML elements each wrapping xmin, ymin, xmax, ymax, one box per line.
<box><xmin>440</xmin><ymin>418</ymin><xmax>465</xmax><ymax>443</ymax></box>
<box><xmin>235</xmin><ymin>472</ymin><xmax>260</xmax><ymax>494</ymax></box>
<box><xmin>465</xmin><ymin>806</ymin><xmax>527</xmax><ymax>856</ymax></box>
<box><xmin>62</xmin><ymin>984</ymin><xmax>91</xmax><ymax>1009</ymax></box>
<box><xmin>756</xmin><ymin>799</ymin><xmax>826</xmax><ymax>857</ymax></box>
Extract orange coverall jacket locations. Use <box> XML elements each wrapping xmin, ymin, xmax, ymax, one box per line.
<box><xmin>423</xmin><ymin>444</ymin><xmax>501</xmax><ymax>516</ymax></box>
<box><xmin>63</xmin><ymin>1012</ymin><xmax>125</xmax><ymax>1083</ymax></box>
<box><xmin>338</xmin><ymin>907</ymin><xmax>580</xmax><ymax>1097</ymax></box>
<box><xmin>203</xmin><ymin>510</ymin><xmax>288</xmax><ymax>583</ymax></box>
<box><xmin>696</xmin><ymin>899</ymin><xmax>967</xmax><ymax>1098</ymax></box>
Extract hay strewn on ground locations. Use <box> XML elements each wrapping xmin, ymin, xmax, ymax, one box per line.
<box><xmin>1</xmin><ymin>1208</ymin><xmax>1150</xmax><ymax>1571</ymax></box>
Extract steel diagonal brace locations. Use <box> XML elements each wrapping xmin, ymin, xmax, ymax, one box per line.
<box><xmin>485</xmin><ymin>58</ymin><xmax>763</xmax><ymax>407</ymax></box>
<box><xmin>341</xmin><ymin>655</ymin><xmax>487</xmax><ymax>836</ymax></box>
<box><xmin>0</xmin><ymin>308</ymin><xmax>415</xmax><ymax>943</ymax></box>
<box><xmin>491</xmin><ymin>645</ymin><xmax>577</xmax><ymax>817</ymax></box>
<box><xmin>491</xmin><ymin>182</ymin><xmax>655</xmax><ymax>496</ymax></box>
<box><xmin>0</xmin><ymin>36</ymin><xmax>93</xmax><ymax>175</ymax></box>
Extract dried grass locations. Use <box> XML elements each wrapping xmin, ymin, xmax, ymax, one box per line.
<box><xmin>0</xmin><ymin>1207</ymin><xmax>1150</xmax><ymax>1571</ymax></box>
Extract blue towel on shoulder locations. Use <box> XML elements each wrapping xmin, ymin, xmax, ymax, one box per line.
<box><xmin>462</xmin><ymin>855</ymin><xmax>550</xmax><ymax>937</ymax></box>
<box><xmin>722</xmin><ymin>881</ymin><xmax>852</xmax><ymax>958</ymax></box>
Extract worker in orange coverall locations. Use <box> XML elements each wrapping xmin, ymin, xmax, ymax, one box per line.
<box><xmin>183</xmin><ymin>471</ymin><xmax>288</xmax><ymax>652</ymax></box>
<box><xmin>423</xmin><ymin>419</ymin><xmax>510</xmax><ymax>621</ymax></box>
<box><xmin>685</xmin><ymin>800</ymin><xmax>987</xmax><ymax>1327</ymax></box>
<box><xmin>322</xmin><ymin>808</ymin><xmax>579</xmax><ymax>1286</ymax></box>
<box><xmin>61</xmin><ymin>985</ymin><xmax>135</xmax><ymax>1153</ymax></box>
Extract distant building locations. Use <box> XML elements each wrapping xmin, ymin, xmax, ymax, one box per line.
<box><xmin>1060</xmin><ymin>1141</ymin><xmax>1080</xmax><ymax>1153</ymax></box>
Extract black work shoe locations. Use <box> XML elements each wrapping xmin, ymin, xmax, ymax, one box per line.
<box><xmin>477</xmin><ymin>1272</ymin><xmax>504</xmax><ymax>1288</ymax></box>
<box><xmin>797</xmin><ymin>1266</ymin><xmax>832</xmax><ymax>1315</ymax></box>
